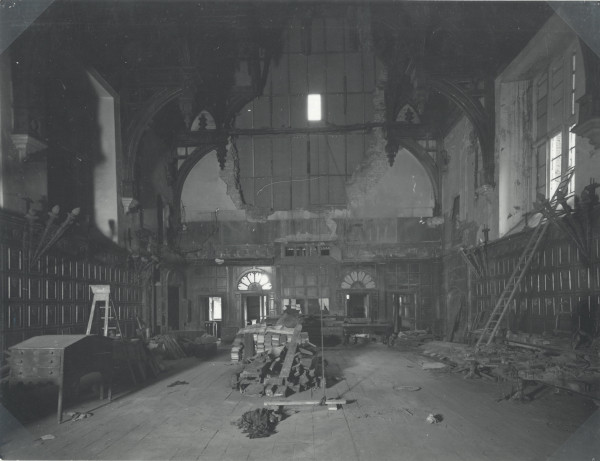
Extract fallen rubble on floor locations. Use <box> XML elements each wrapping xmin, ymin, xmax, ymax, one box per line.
<box><xmin>235</xmin><ymin>408</ymin><xmax>287</xmax><ymax>438</ymax></box>
<box><xmin>389</xmin><ymin>329</ymin><xmax>435</xmax><ymax>347</ymax></box>
<box><xmin>230</xmin><ymin>323</ymin><xmax>325</xmax><ymax>397</ymax></box>
<box><xmin>420</xmin><ymin>336</ymin><xmax>600</xmax><ymax>401</ymax></box>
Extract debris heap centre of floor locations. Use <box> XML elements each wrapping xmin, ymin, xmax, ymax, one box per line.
<box><xmin>230</xmin><ymin>323</ymin><xmax>322</xmax><ymax>398</ymax></box>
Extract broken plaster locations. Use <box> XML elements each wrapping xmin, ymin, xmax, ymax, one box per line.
<box><xmin>346</xmin><ymin>64</ymin><xmax>390</xmax><ymax>207</ymax></box>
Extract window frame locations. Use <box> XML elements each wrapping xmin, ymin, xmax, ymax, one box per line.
<box><xmin>533</xmin><ymin>46</ymin><xmax>578</xmax><ymax>201</ymax></box>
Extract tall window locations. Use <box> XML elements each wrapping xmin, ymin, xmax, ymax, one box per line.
<box><xmin>534</xmin><ymin>47</ymin><xmax>578</xmax><ymax>200</ymax></box>
<box><xmin>535</xmin><ymin>144</ymin><xmax>546</xmax><ymax>198</ymax></box>
<box><xmin>570</xmin><ymin>52</ymin><xmax>576</xmax><ymax>116</ymax></box>
<box><xmin>568</xmin><ymin>127</ymin><xmax>576</xmax><ymax>195</ymax></box>
<box><xmin>549</xmin><ymin>132</ymin><xmax>562</xmax><ymax>198</ymax></box>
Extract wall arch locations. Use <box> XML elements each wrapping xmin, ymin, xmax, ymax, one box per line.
<box><xmin>124</xmin><ymin>88</ymin><xmax>184</xmax><ymax>186</ymax></box>
<box><xmin>429</xmin><ymin>78</ymin><xmax>494</xmax><ymax>187</ymax></box>
<box><xmin>171</xmin><ymin>144</ymin><xmax>220</xmax><ymax>227</ymax></box>
<box><xmin>396</xmin><ymin>138</ymin><xmax>441</xmax><ymax>215</ymax></box>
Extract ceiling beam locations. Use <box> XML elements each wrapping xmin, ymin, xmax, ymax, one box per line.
<box><xmin>175</xmin><ymin>122</ymin><xmax>438</xmax><ymax>147</ymax></box>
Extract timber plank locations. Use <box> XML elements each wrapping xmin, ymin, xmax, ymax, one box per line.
<box><xmin>277</xmin><ymin>324</ymin><xmax>302</xmax><ymax>384</ymax></box>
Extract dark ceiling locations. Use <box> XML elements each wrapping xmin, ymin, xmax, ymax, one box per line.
<box><xmin>2</xmin><ymin>0</ymin><xmax>558</xmax><ymax>144</ymax></box>
<box><xmin>4</xmin><ymin>1</ymin><xmax>554</xmax><ymax>85</ymax></box>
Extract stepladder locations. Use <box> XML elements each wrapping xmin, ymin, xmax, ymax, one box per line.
<box><xmin>87</xmin><ymin>285</ymin><xmax>123</xmax><ymax>338</ymax></box>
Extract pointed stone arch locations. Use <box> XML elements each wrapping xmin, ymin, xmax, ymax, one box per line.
<box><xmin>123</xmin><ymin>88</ymin><xmax>184</xmax><ymax>190</ymax></box>
<box><xmin>395</xmin><ymin>138</ymin><xmax>441</xmax><ymax>215</ymax></box>
<box><xmin>429</xmin><ymin>78</ymin><xmax>495</xmax><ymax>187</ymax></box>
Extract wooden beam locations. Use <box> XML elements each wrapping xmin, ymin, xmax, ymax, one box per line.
<box><xmin>277</xmin><ymin>324</ymin><xmax>302</xmax><ymax>385</ymax></box>
<box><xmin>263</xmin><ymin>399</ymin><xmax>347</xmax><ymax>406</ymax></box>
<box><xmin>174</xmin><ymin>121</ymin><xmax>437</xmax><ymax>147</ymax></box>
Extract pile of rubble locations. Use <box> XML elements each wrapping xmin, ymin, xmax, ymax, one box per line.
<box><xmin>389</xmin><ymin>329</ymin><xmax>435</xmax><ymax>347</ymax></box>
<box><xmin>147</xmin><ymin>332</ymin><xmax>218</xmax><ymax>359</ymax></box>
<box><xmin>230</xmin><ymin>324</ymin><xmax>310</xmax><ymax>361</ymax></box>
<box><xmin>420</xmin><ymin>335</ymin><xmax>600</xmax><ymax>400</ymax></box>
<box><xmin>230</xmin><ymin>324</ymin><xmax>325</xmax><ymax>397</ymax></box>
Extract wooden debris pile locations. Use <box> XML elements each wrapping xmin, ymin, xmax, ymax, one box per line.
<box><xmin>390</xmin><ymin>329</ymin><xmax>434</xmax><ymax>347</ymax></box>
<box><xmin>235</xmin><ymin>408</ymin><xmax>285</xmax><ymax>438</ymax></box>
<box><xmin>112</xmin><ymin>338</ymin><xmax>163</xmax><ymax>386</ymax></box>
<box><xmin>230</xmin><ymin>324</ymin><xmax>310</xmax><ymax>361</ymax></box>
<box><xmin>178</xmin><ymin>334</ymin><xmax>218</xmax><ymax>357</ymax></box>
<box><xmin>147</xmin><ymin>335</ymin><xmax>187</xmax><ymax>359</ymax></box>
<box><xmin>230</xmin><ymin>324</ymin><xmax>325</xmax><ymax>397</ymax></box>
<box><xmin>420</xmin><ymin>339</ymin><xmax>600</xmax><ymax>401</ymax></box>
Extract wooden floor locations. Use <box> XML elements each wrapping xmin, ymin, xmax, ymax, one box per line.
<box><xmin>1</xmin><ymin>343</ymin><xmax>599</xmax><ymax>461</ymax></box>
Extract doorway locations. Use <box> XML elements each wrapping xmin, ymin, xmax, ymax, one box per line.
<box><xmin>243</xmin><ymin>295</ymin><xmax>267</xmax><ymax>325</ymax></box>
<box><xmin>390</xmin><ymin>292</ymin><xmax>417</xmax><ymax>331</ymax></box>
<box><xmin>200</xmin><ymin>296</ymin><xmax>222</xmax><ymax>338</ymax></box>
<box><xmin>346</xmin><ymin>293</ymin><xmax>369</xmax><ymax>318</ymax></box>
<box><xmin>168</xmin><ymin>286</ymin><xmax>180</xmax><ymax>330</ymax></box>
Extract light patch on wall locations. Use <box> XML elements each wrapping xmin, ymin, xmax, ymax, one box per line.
<box><xmin>349</xmin><ymin>149</ymin><xmax>434</xmax><ymax>218</ymax></box>
<box><xmin>180</xmin><ymin>152</ymin><xmax>238</xmax><ymax>221</ymax></box>
<box><xmin>307</xmin><ymin>94</ymin><xmax>321</xmax><ymax>121</ymax></box>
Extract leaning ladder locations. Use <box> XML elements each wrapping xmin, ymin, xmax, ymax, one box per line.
<box><xmin>475</xmin><ymin>167</ymin><xmax>575</xmax><ymax>347</ymax></box>
<box><xmin>86</xmin><ymin>285</ymin><xmax>123</xmax><ymax>337</ymax></box>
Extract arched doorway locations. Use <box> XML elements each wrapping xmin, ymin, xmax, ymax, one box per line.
<box><xmin>236</xmin><ymin>269</ymin><xmax>274</xmax><ymax>325</ymax></box>
<box><xmin>340</xmin><ymin>269</ymin><xmax>378</xmax><ymax>320</ymax></box>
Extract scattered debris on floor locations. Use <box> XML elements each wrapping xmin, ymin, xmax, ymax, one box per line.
<box><xmin>390</xmin><ymin>330</ymin><xmax>435</xmax><ymax>347</ymax></box>
<box><xmin>177</xmin><ymin>334</ymin><xmax>218</xmax><ymax>357</ymax></box>
<box><xmin>426</xmin><ymin>413</ymin><xmax>443</xmax><ymax>424</ymax></box>
<box><xmin>147</xmin><ymin>335</ymin><xmax>187</xmax><ymax>359</ymax></box>
<box><xmin>65</xmin><ymin>411</ymin><xmax>93</xmax><ymax>422</ymax></box>
<box><xmin>419</xmin><ymin>360</ymin><xmax>448</xmax><ymax>370</ymax></box>
<box><xmin>167</xmin><ymin>380</ymin><xmax>189</xmax><ymax>387</ymax></box>
<box><xmin>420</xmin><ymin>338</ymin><xmax>600</xmax><ymax>401</ymax></box>
<box><xmin>393</xmin><ymin>385</ymin><xmax>421</xmax><ymax>392</ymax></box>
<box><xmin>235</xmin><ymin>408</ymin><xmax>286</xmax><ymax>439</ymax></box>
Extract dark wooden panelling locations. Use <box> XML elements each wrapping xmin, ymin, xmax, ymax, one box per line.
<box><xmin>326</xmin><ymin>54</ymin><xmax>345</xmax><ymax>92</ymax></box>
<box><xmin>326</xmin><ymin>94</ymin><xmax>345</xmax><ymax>125</ymax></box>
<box><xmin>345</xmin><ymin>53</ymin><xmax>363</xmax><ymax>92</ymax></box>
<box><xmin>270</xmin><ymin>54</ymin><xmax>289</xmax><ymax>95</ymax></box>
<box><xmin>288</xmin><ymin>55</ymin><xmax>308</xmax><ymax>94</ymax></box>
<box><xmin>1</xmin><ymin>217</ymin><xmax>143</xmax><ymax>360</ymax></box>
<box><xmin>253</xmin><ymin>96</ymin><xmax>271</xmax><ymax>128</ymax></box>
<box><xmin>325</xmin><ymin>17</ymin><xmax>344</xmax><ymax>52</ymax></box>
<box><xmin>308</xmin><ymin>55</ymin><xmax>326</xmax><ymax>93</ymax></box>
<box><xmin>311</xmin><ymin>18</ymin><xmax>326</xmax><ymax>53</ymax></box>
<box><xmin>346</xmin><ymin>94</ymin><xmax>365</xmax><ymax>124</ymax></box>
<box><xmin>327</xmin><ymin>135</ymin><xmax>345</xmax><ymax>175</ymax></box>
<box><xmin>272</xmin><ymin>96</ymin><xmax>290</xmax><ymax>128</ymax></box>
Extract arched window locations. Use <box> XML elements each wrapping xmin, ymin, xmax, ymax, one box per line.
<box><xmin>237</xmin><ymin>270</ymin><xmax>272</xmax><ymax>291</ymax></box>
<box><xmin>340</xmin><ymin>270</ymin><xmax>375</xmax><ymax>289</ymax></box>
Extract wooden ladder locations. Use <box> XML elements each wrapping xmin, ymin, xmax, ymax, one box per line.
<box><xmin>86</xmin><ymin>285</ymin><xmax>123</xmax><ymax>337</ymax></box>
<box><xmin>475</xmin><ymin>167</ymin><xmax>575</xmax><ymax>347</ymax></box>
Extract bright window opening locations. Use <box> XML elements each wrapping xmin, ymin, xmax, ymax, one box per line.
<box><xmin>209</xmin><ymin>297</ymin><xmax>222</xmax><ymax>321</ymax></box>
<box><xmin>549</xmin><ymin>132</ymin><xmax>562</xmax><ymax>198</ymax></box>
<box><xmin>571</xmin><ymin>52</ymin><xmax>576</xmax><ymax>116</ymax></box>
<box><xmin>307</xmin><ymin>94</ymin><xmax>321</xmax><ymax>121</ymax></box>
<box><xmin>568</xmin><ymin>127</ymin><xmax>576</xmax><ymax>195</ymax></box>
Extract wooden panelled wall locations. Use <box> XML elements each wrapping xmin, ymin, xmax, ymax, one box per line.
<box><xmin>187</xmin><ymin>258</ymin><xmax>441</xmax><ymax>341</ymax></box>
<box><xmin>472</xmin><ymin>216</ymin><xmax>600</xmax><ymax>336</ymax></box>
<box><xmin>1</xmin><ymin>214</ymin><xmax>143</xmax><ymax>361</ymax></box>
